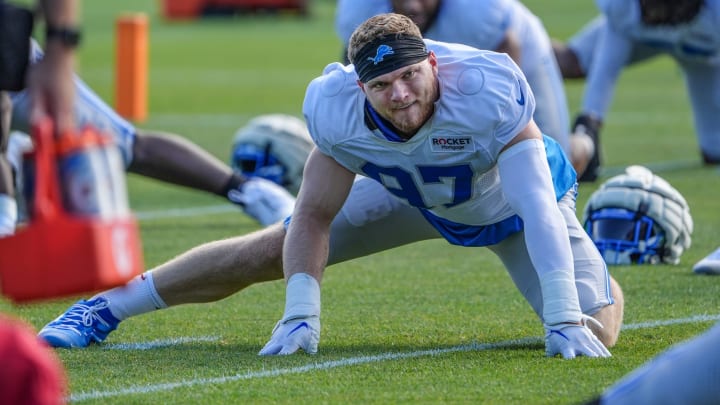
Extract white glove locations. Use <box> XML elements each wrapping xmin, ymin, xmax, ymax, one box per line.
<box><xmin>227</xmin><ymin>177</ymin><xmax>295</xmax><ymax>226</ymax></box>
<box><xmin>544</xmin><ymin>316</ymin><xmax>611</xmax><ymax>359</ymax></box>
<box><xmin>7</xmin><ymin>131</ymin><xmax>34</xmax><ymax>178</ymax></box>
<box><xmin>258</xmin><ymin>315</ymin><xmax>320</xmax><ymax>356</ymax></box>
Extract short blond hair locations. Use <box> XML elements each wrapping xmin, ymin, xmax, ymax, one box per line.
<box><xmin>347</xmin><ymin>13</ymin><xmax>423</xmax><ymax>66</ymax></box>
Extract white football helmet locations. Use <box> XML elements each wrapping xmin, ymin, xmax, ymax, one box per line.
<box><xmin>230</xmin><ymin>114</ymin><xmax>313</xmax><ymax>195</ymax></box>
<box><xmin>582</xmin><ymin>165</ymin><xmax>693</xmax><ymax>265</ymax></box>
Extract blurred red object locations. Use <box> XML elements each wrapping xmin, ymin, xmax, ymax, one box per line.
<box><xmin>0</xmin><ymin>314</ymin><xmax>67</xmax><ymax>405</ymax></box>
<box><xmin>161</xmin><ymin>0</ymin><xmax>309</xmax><ymax>19</ymax></box>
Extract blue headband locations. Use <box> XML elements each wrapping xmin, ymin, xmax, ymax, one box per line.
<box><xmin>353</xmin><ymin>35</ymin><xmax>428</xmax><ymax>83</ymax></box>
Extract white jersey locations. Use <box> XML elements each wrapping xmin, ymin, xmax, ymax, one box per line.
<box><xmin>335</xmin><ymin>0</ymin><xmax>570</xmax><ymax>153</ymax></box>
<box><xmin>580</xmin><ymin>0</ymin><xmax>720</xmax><ymax>118</ymax></box>
<box><xmin>304</xmin><ymin>40</ymin><xmax>573</xmax><ymax>232</ymax></box>
<box><xmin>600</xmin><ymin>0</ymin><xmax>720</xmax><ymax>64</ymax></box>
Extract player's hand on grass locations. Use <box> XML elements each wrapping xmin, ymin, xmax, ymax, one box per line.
<box><xmin>544</xmin><ymin>316</ymin><xmax>611</xmax><ymax>359</ymax></box>
<box><xmin>259</xmin><ymin>315</ymin><xmax>320</xmax><ymax>355</ymax></box>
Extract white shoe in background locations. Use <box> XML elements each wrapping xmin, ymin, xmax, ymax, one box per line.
<box><xmin>693</xmin><ymin>247</ymin><xmax>720</xmax><ymax>275</ymax></box>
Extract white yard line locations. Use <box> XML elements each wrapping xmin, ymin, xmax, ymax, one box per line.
<box><xmin>134</xmin><ymin>204</ymin><xmax>237</xmax><ymax>221</ymax></box>
<box><xmin>103</xmin><ymin>336</ymin><xmax>221</xmax><ymax>351</ymax></box>
<box><xmin>69</xmin><ymin>313</ymin><xmax>720</xmax><ymax>402</ymax></box>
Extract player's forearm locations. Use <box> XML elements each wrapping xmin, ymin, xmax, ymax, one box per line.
<box><xmin>38</xmin><ymin>0</ymin><xmax>80</xmax><ymax>66</ymax></box>
<box><xmin>283</xmin><ymin>149</ymin><xmax>355</xmax><ymax>282</ymax></box>
<box><xmin>498</xmin><ymin>139</ymin><xmax>574</xmax><ymax>277</ymax></box>
<box><xmin>283</xmin><ymin>213</ymin><xmax>331</xmax><ymax>283</ymax></box>
<box><xmin>498</xmin><ymin>138</ymin><xmax>581</xmax><ymax>324</ymax></box>
<box><xmin>39</xmin><ymin>0</ymin><xmax>79</xmax><ymax>27</ymax></box>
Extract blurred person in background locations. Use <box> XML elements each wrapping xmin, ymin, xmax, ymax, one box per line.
<box><xmin>553</xmin><ymin>0</ymin><xmax>720</xmax><ymax>181</ymax></box>
<box><xmin>583</xmin><ymin>320</ymin><xmax>720</xmax><ymax>404</ymax></box>
<box><xmin>1</xmin><ymin>0</ymin><xmax>80</xmax><ymax>236</ymax></box>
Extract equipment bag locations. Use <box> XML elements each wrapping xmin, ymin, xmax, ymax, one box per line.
<box><xmin>0</xmin><ymin>119</ymin><xmax>144</xmax><ymax>303</ymax></box>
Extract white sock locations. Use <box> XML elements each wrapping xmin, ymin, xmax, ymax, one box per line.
<box><xmin>0</xmin><ymin>194</ymin><xmax>17</xmax><ymax>237</ymax></box>
<box><xmin>93</xmin><ymin>272</ymin><xmax>168</xmax><ymax>320</ymax></box>
<box><xmin>572</xmin><ymin>131</ymin><xmax>595</xmax><ymax>157</ymax></box>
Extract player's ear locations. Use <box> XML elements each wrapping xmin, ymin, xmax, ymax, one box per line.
<box><xmin>428</xmin><ymin>51</ymin><xmax>437</xmax><ymax>67</ymax></box>
<box><xmin>357</xmin><ymin>80</ymin><xmax>366</xmax><ymax>93</ymax></box>
<box><xmin>427</xmin><ymin>51</ymin><xmax>439</xmax><ymax>75</ymax></box>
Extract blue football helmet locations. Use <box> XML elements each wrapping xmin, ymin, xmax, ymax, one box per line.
<box><xmin>585</xmin><ymin>206</ymin><xmax>665</xmax><ymax>265</ymax></box>
<box><xmin>231</xmin><ymin>142</ymin><xmax>285</xmax><ymax>186</ymax></box>
<box><xmin>230</xmin><ymin>114</ymin><xmax>313</xmax><ymax>195</ymax></box>
<box><xmin>582</xmin><ymin>166</ymin><xmax>693</xmax><ymax>265</ymax></box>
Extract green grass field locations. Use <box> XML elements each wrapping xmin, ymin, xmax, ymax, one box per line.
<box><xmin>2</xmin><ymin>0</ymin><xmax>720</xmax><ymax>403</ymax></box>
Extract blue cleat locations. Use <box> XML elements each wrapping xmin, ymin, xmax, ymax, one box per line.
<box><xmin>38</xmin><ymin>297</ymin><xmax>120</xmax><ymax>348</ymax></box>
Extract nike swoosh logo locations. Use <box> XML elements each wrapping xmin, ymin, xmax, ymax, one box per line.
<box><xmin>516</xmin><ymin>79</ymin><xmax>525</xmax><ymax>106</ymax></box>
<box><xmin>286</xmin><ymin>322</ymin><xmax>309</xmax><ymax>337</ymax></box>
<box><xmin>549</xmin><ymin>329</ymin><xmax>570</xmax><ymax>341</ymax></box>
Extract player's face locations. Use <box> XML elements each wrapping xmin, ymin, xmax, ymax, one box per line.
<box><xmin>391</xmin><ymin>0</ymin><xmax>441</xmax><ymax>32</ymax></box>
<box><xmin>360</xmin><ymin>53</ymin><xmax>439</xmax><ymax>138</ymax></box>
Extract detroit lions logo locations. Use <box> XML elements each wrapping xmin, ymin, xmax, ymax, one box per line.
<box><xmin>368</xmin><ymin>45</ymin><xmax>394</xmax><ymax>65</ymax></box>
